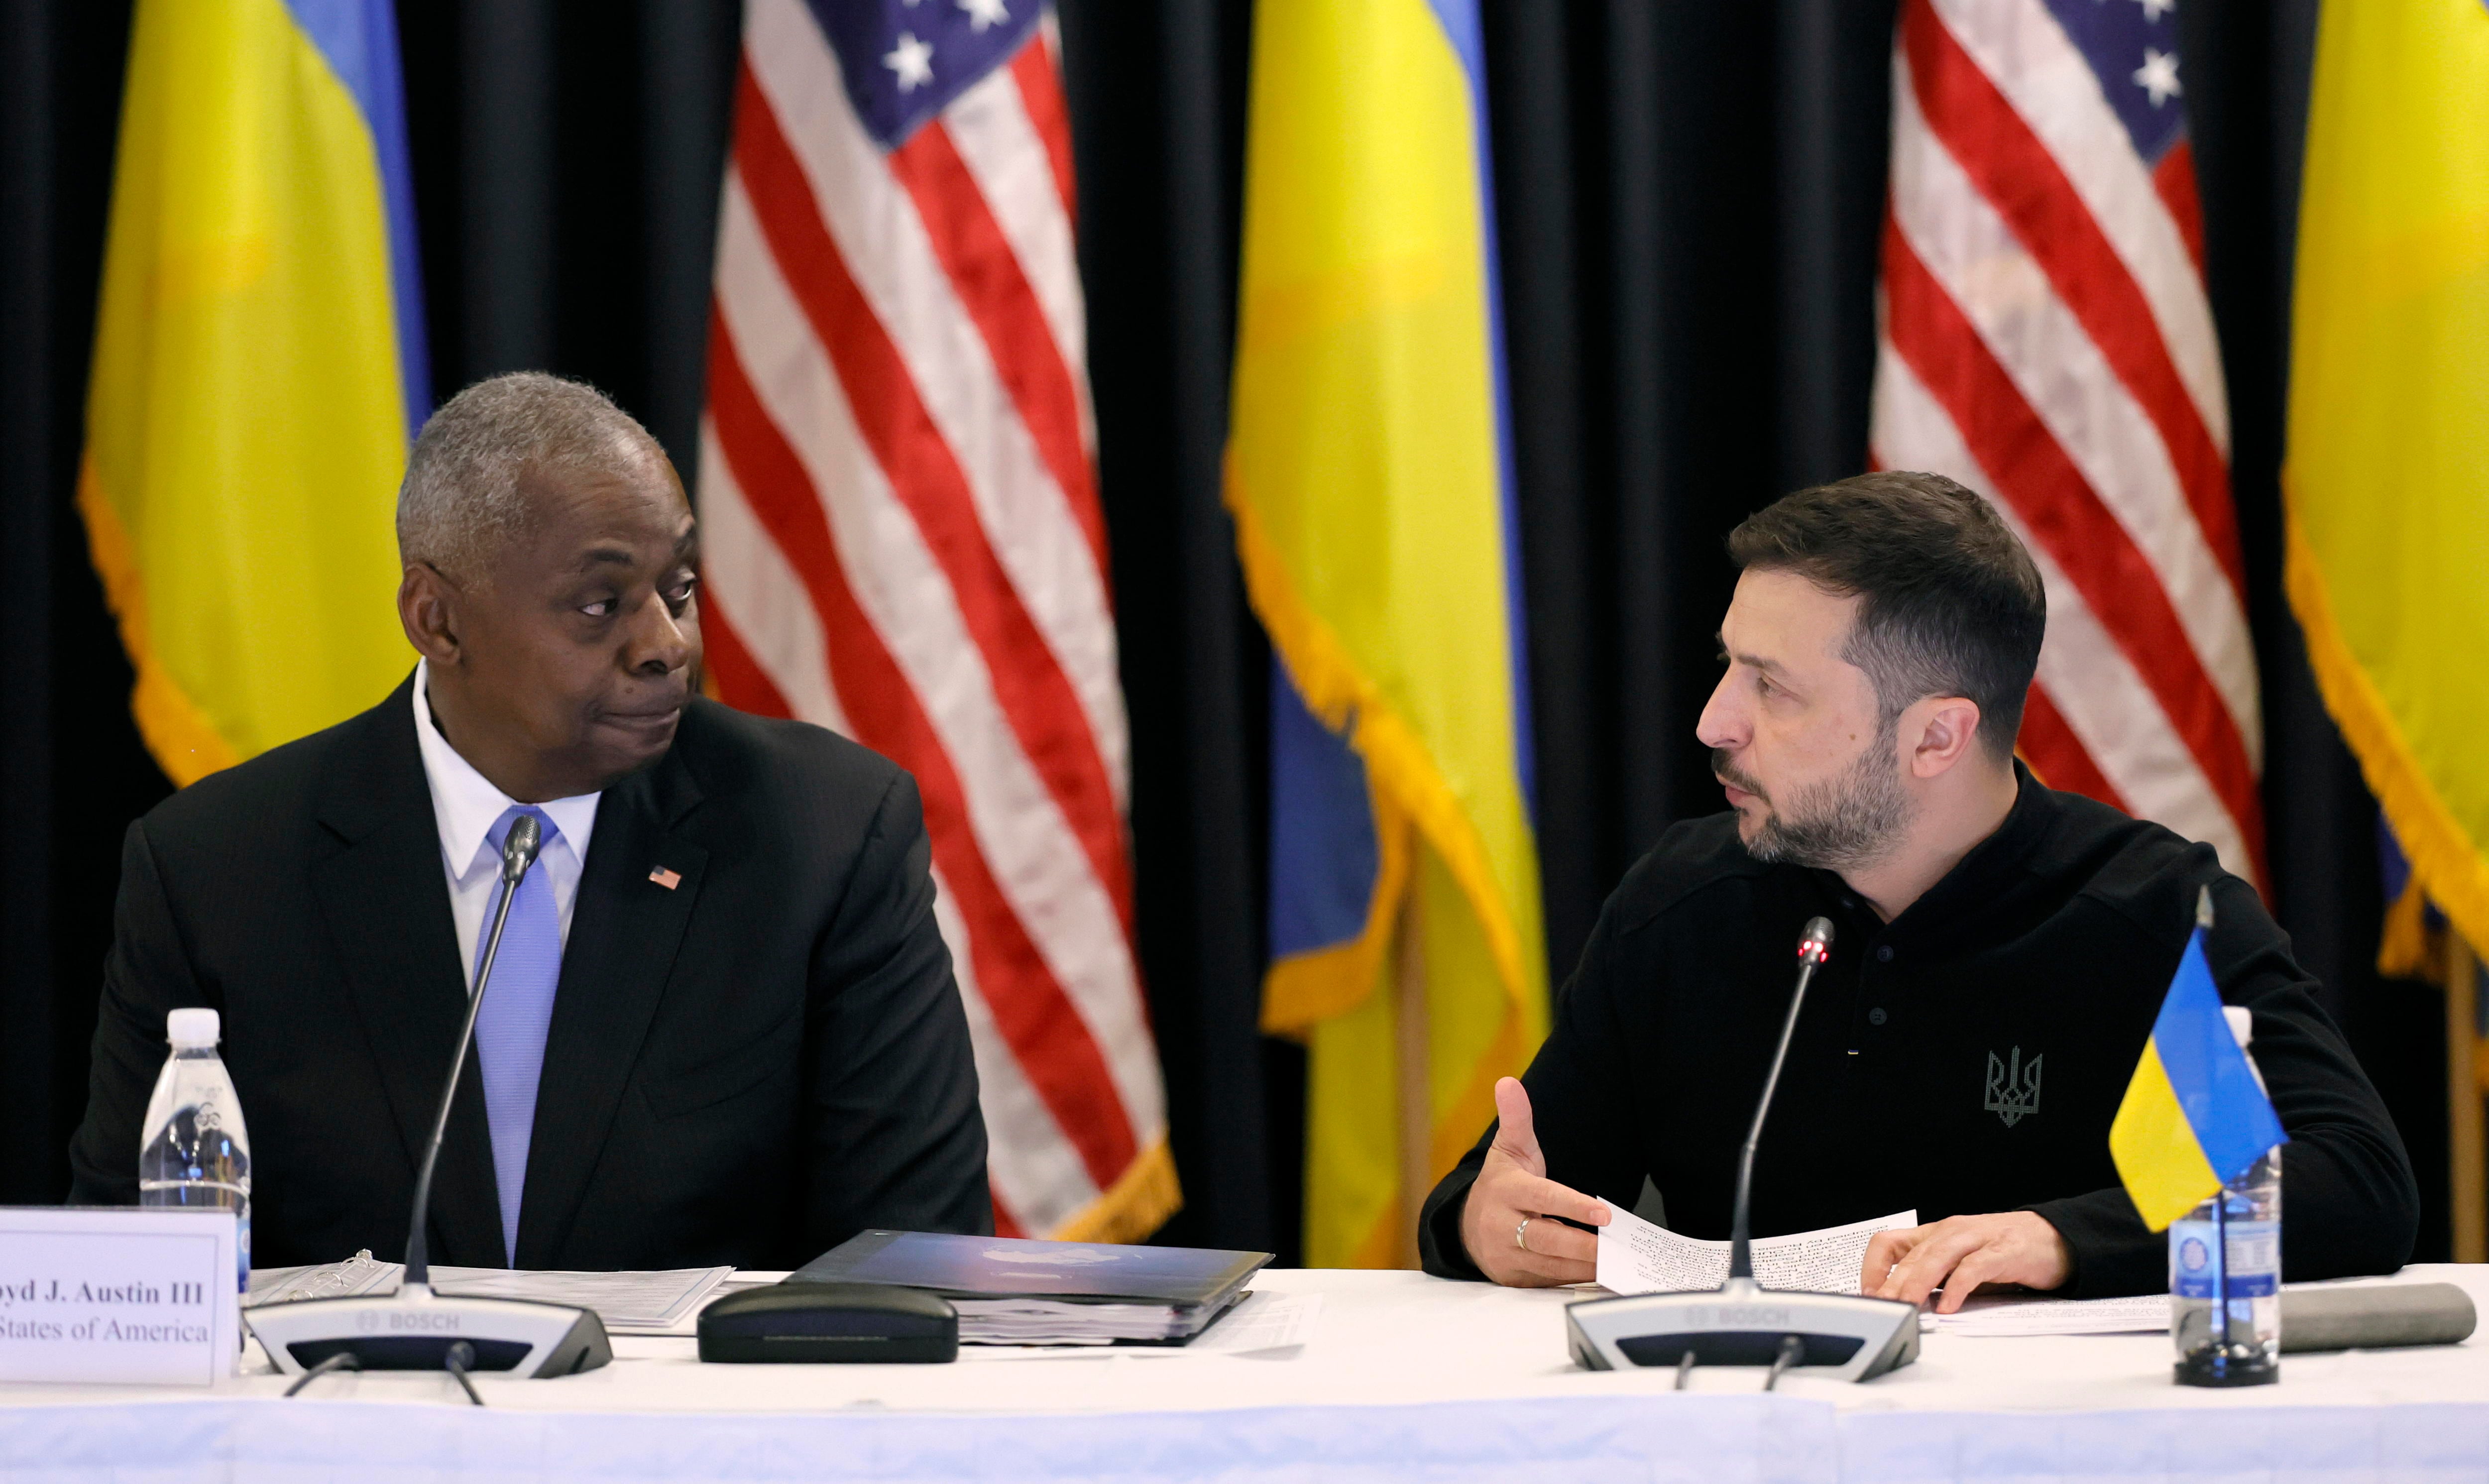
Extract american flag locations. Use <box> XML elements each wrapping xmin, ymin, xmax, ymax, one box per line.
<box><xmin>1871</xmin><ymin>0</ymin><xmax>2263</xmax><ymax>883</ymax></box>
<box><xmin>697</xmin><ymin>0</ymin><xmax>1175</xmax><ymax>1242</ymax></box>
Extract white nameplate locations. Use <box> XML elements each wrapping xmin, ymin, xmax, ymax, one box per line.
<box><xmin>0</xmin><ymin>1207</ymin><xmax>240</xmax><ymax>1385</ymax></box>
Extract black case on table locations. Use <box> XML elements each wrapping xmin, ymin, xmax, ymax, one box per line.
<box><xmin>696</xmin><ymin>1281</ymin><xmax>959</xmax><ymax>1364</ymax></box>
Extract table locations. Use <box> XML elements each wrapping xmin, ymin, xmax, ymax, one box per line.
<box><xmin>4</xmin><ymin>1265</ymin><xmax>2485</xmax><ymax>1482</ymax></box>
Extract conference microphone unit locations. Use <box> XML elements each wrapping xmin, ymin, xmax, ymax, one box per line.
<box><xmin>246</xmin><ymin>814</ymin><xmax>612</xmax><ymax>1387</ymax></box>
<box><xmin>1565</xmin><ymin>916</ymin><xmax>1922</xmax><ymax>1384</ymax></box>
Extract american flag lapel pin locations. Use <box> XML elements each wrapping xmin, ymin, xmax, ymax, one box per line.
<box><xmin>648</xmin><ymin>866</ymin><xmax>682</xmax><ymax>891</ymax></box>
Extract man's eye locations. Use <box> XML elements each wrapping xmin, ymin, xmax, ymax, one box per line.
<box><xmin>581</xmin><ymin>599</ymin><xmax>616</xmax><ymax>618</ymax></box>
<box><xmin>667</xmin><ymin>576</ymin><xmax>698</xmax><ymax>604</ymax></box>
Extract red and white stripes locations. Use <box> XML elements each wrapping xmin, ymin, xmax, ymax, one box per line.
<box><xmin>700</xmin><ymin>0</ymin><xmax>1169</xmax><ymax>1240</ymax></box>
<box><xmin>1872</xmin><ymin>0</ymin><xmax>2263</xmax><ymax>883</ymax></box>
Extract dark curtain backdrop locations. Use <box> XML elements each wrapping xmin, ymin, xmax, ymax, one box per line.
<box><xmin>0</xmin><ymin>0</ymin><xmax>2450</xmax><ymax>1263</ymax></box>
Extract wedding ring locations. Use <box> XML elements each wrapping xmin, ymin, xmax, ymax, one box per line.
<box><xmin>1515</xmin><ymin>1217</ymin><xmax>1532</xmax><ymax>1251</ymax></box>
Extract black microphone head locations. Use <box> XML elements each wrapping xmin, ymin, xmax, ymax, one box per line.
<box><xmin>1798</xmin><ymin>916</ymin><xmax>1834</xmax><ymax>964</ymax></box>
<box><xmin>501</xmin><ymin>813</ymin><xmax>543</xmax><ymax>883</ymax></box>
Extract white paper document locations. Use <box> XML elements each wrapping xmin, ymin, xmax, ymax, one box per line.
<box><xmin>1191</xmin><ymin>1292</ymin><xmax>1322</xmax><ymax>1354</ymax></box>
<box><xmin>429</xmin><ymin>1266</ymin><xmax>732</xmax><ymax>1332</ymax></box>
<box><xmin>1594</xmin><ymin>1204</ymin><xmax>1917</xmax><ymax>1297</ymax></box>
<box><xmin>1923</xmin><ymin>1292</ymin><xmax>2168</xmax><ymax>1337</ymax></box>
<box><xmin>246</xmin><ymin>1251</ymin><xmax>397</xmax><ymax>1307</ymax></box>
<box><xmin>244</xmin><ymin>1256</ymin><xmax>730</xmax><ymax>1334</ymax></box>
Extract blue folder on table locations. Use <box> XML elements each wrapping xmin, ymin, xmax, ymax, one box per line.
<box><xmin>792</xmin><ymin>1231</ymin><xmax>1271</xmax><ymax>1344</ymax></box>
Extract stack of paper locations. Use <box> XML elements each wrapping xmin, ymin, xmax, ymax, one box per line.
<box><xmin>243</xmin><ymin>1254</ymin><xmax>731</xmax><ymax>1335</ymax></box>
<box><xmin>953</xmin><ymin>1292</ymin><xmax>1249</xmax><ymax>1345</ymax></box>
<box><xmin>246</xmin><ymin>1251</ymin><xmax>397</xmax><ymax>1305</ymax></box>
<box><xmin>428</xmin><ymin>1265</ymin><xmax>731</xmax><ymax>1333</ymax></box>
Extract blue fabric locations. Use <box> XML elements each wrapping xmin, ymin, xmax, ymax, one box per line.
<box><xmin>1420</xmin><ymin>0</ymin><xmax>1533</xmax><ymax>817</ymax></box>
<box><xmin>1267</xmin><ymin>661</ymin><xmax>1380</xmax><ymax>960</ymax></box>
<box><xmin>801</xmin><ymin>0</ymin><xmax>1041</xmax><ymax>150</ymax></box>
<box><xmin>279</xmin><ymin>0</ymin><xmax>431</xmax><ymax>438</ymax></box>
<box><xmin>2152</xmin><ymin>927</ymin><xmax>2286</xmax><ymax>1185</ymax></box>
<box><xmin>473</xmin><ymin>806</ymin><xmax>562</xmax><ymax>1265</ymax></box>
<box><xmin>2377</xmin><ymin>812</ymin><xmax>2413</xmax><ymax>905</ymax></box>
<box><xmin>10</xmin><ymin>1393</ymin><xmax>2488</xmax><ymax>1482</ymax></box>
<box><xmin>2034</xmin><ymin>0</ymin><xmax>2188</xmax><ymax>166</ymax></box>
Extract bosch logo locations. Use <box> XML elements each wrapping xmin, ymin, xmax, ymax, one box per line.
<box><xmin>389</xmin><ymin>1311</ymin><xmax>462</xmax><ymax>1331</ymax></box>
<box><xmin>1691</xmin><ymin>1305</ymin><xmax>1793</xmax><ymax>1327</ymax></box>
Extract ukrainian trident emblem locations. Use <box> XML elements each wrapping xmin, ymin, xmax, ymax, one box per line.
<box><xmin>1985</xmin><ymin>1047</ymin><xmax>2043</xmax><ymax>1128</ymax></box>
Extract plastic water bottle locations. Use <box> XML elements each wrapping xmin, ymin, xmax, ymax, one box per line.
<box><xmin>138</xmin><ymin>1008</ymin><xmax>252</xmax><ymax>1298</ymax></box>
<box><xmin>2170</xmin><ymin>1005</ymin><xmax>2279</xmax><ymax>1386</ymax></box>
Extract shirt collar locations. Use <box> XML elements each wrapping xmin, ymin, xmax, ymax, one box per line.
<box><xmin>413</xmin><ymin>662</ymin><xmax>602</xmax><ymax>882</ymax></box>
<box><xmin>1821</xmin><ymin>759</ymin><xmax>2055</xmax><ymax>937</ymax></box>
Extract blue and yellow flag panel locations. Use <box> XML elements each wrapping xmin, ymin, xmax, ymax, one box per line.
<box><xmin>2109</xmin><ymin>928</ymin><xmax>2286</xmax><ymax>1232</ymax></box>
<box><xmin>2284</xmin><ymin>0</ymin><xmax>2489</xmax><ymax>962</ymax></box>
<box><xmin>84</xmin><ymin>0</ymin><xmax>427</xmax><ymax>786</ymax></box>
<box><xmin>1230</xmin><ymin>0</ymin><xmax>1547</xmax><ymax>1266</ymax></box>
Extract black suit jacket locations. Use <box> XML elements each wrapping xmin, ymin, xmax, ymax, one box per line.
<box><xmin>69</xmin><ymin>676</ymin><xmax>991</xmax><ymax>1270</ymax></box>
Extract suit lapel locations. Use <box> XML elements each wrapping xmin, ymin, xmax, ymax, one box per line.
<box><xmin>311</xmin><ymin>678</ymin><xmax>507</xmax><ymax>1268</ymax></box>
<box><xmin>517</xmin><ymin>745</ymin><xmax>708</xmax><ymax>1266</ymax></box>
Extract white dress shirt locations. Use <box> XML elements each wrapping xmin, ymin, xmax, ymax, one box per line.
<box><xmin>413</xmin><ymin>662</ymin><xmax>603</xmax><ymax>988</ymax></box>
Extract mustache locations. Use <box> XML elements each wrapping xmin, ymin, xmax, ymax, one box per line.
<box><xmin>1711</xmin><ymin>748</ymin><xmax>1768</xmax><ymax>802</ymax></box>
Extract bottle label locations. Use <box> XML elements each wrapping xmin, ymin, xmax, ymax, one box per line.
<box><xmin>2170</xmin><ymin>1219</ymin><xmax>2278</xmax><ymax>1299</ymax></box>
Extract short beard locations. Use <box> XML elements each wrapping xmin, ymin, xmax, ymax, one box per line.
<box><xmin>1716</xmin><ymin>731</ymin><xmax>1914</xmax><ymax>872</ymax></box>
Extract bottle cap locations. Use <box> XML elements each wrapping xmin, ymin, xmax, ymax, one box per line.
<box><xmin>166</xmin><ymin>1008</ymin><xmax>221</xmax><ymax>1047</ymax></box>
<box><xmin>2223</xmin><ymin>1005</ymin><xmax>2253</xmax><ymax>1048</ymax></box>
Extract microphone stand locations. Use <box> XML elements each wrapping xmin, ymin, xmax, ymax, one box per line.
<box><xmin>1565</xmin><ymin>916</ymin><xmax>1922</xmax><ymax>1383</ymax></box>
<box><xmin>245</xmin><ymin>814</ymin><xmax>612</xmax><ymax>1387</ymax></box>
<box><xmin>403</xmin><ymin>816</ymin><xmax>533</xmax><ymax>1294</ymax></box>
<box><xmin>1726</xmin><ymin>925</ymin><xmax>1829</xmax><ymax>1284</ymax></box>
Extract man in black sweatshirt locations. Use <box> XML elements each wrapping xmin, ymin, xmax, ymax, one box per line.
<box><xmin>1419</xmin><ymin>471</ymin><xmax>2416</xmax><ymax>1305</ymax></box>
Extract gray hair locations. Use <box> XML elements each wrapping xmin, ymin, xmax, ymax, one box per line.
<box><xmin>396</xmin><ymin>372</ymin><xmax>670</xmax><ymax>583</ymax></box>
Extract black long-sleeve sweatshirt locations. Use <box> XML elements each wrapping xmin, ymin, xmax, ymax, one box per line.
<box><xmin>1419</xmin><ymin>766</ymin><xmax>2418</xmax><ymax>1295</ymax></box>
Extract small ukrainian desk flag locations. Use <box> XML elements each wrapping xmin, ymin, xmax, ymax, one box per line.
<box><xmin>2110</xmin><ymin>890</ymin><xmax>2287</xmax><ymax>1232</ymax></box>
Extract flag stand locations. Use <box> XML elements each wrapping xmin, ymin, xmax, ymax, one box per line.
<box><xmin>1391</xmin><ymin>885</ymin><xmax>1430</xmax><ymax>1270</ymax></box>
<box><xmin>2449</xmin><ymin>935</ymin><xmax>2485</xmax><ymax>1263</ymax></box>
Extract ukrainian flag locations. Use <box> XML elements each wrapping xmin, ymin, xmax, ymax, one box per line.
<box><xmin>2109</xmin><ymin>911</ymin><xmax>2287</xmax><ymax>1232</ymax></box>
<box><xmin>2285</xmin><ymin>0</ymin><xmax>2489</xmax><ymax>963</ymax></box>
<box><xmin>83</xmin><ymin>0</ymin><xmax>427</xmax><ymax>786</ymax></box>
<box><xmin>1227</xmin><ymin>0</ymin><xmax>1548</xmax><ymax>1267</ymax></box>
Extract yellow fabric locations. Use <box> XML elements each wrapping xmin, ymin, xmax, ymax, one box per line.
<box><xmin>84</xmin><ymin>0</ymin><xmax>415</xmax><ymax>786</ymax></box>
<box><xmin>2109</xmin><ymin>1039</ymin><xmax>2225</xmax><ymax>1233</ymax></box>
<box><xmin>1046</xmin><ymin>1135</ymin><xmax>1183</xmax><ymax>1246</ymax></box>
<box><xmin>1228</xmin><ymin>0</ymin><xmax>1549</xmax><ymax>1267</ymax></box>
<box><xmin>1304</xmin><ymin>845</ymin><xmax>1540</xmax><ymax>1266</ymax></box>
<box><xmin>2377</xmin><ymin>871</ymin><xmax>2439</xmax><ymax>984</ymax></box>
<box><xmin>2284</xmin><ymin>0</ymin><xmax>2489</xmax><ymax>958</ymax></box>
<box><xmin>1306</xmin><ymin>958</ymin><xmax>1403</xmax><ymax>1267</ymax></box>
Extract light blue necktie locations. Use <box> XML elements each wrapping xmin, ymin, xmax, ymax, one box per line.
<box><xmin>473</xmin><ymin>804</ymin><xmax>562</xmax><ymax>1266</ymax></box>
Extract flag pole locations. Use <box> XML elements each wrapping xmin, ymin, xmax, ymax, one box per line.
<box><xmin>2198</xmin><ymin>887</ymin><xmax>2232</xmax><ymax>1361</ymax></box>
<box><xmin>1392</xmin><ymin>881</ymin><xmax>1430</xmax><ymax>1270</ymax></box>
<box><xmin>2449</xmin><ymin>933</ymin><xmax>2485</xmax><ymax>1263</ymax></box>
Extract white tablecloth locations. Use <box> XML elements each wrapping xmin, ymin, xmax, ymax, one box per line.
<box><xmin>4</xmin><ymin>1264</ymin><xmax>2485</xmax><ymax>1482</ymax></box>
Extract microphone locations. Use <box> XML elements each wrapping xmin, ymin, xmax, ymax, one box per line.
<box><xmin>245</xmin><ymin>812</ymin><xmax>612</xmax><ymax>1384</ymax></box>
<box><xmin>1726</xmin><ymin>916</ymin><xmax>1834</xmax><ymax>1283</ymax></box>
<box><xmin>1565</xmin><ymin>915</ymin><xmax>1921</xmax><ymax>1384</ymax></box>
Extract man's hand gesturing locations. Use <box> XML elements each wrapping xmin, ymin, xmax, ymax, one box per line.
<box><xmin>1459</xmin><ymin>1077</ymin><xmax>1609</xmax><ymax>1285</ymax></box>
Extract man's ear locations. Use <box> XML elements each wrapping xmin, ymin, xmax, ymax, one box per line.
<box><xmin>398</xmin><ymin>564</ymin><xmax>462</xmax><ymax>666</ymax></box>
<box><xmin>1905</xmin><ymin>695</ymin><xmax>1984</xmax><ymax>779</ymax></box>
